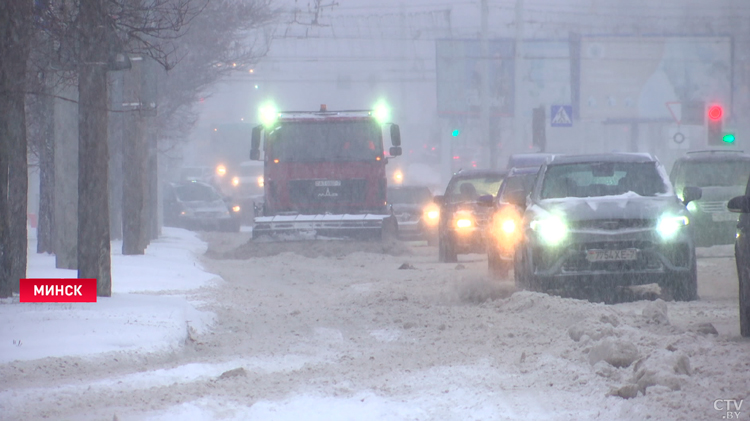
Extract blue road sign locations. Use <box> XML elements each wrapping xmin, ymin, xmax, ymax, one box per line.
<box><xmin>550</xmin><ymin>105</ymin><xmax>573</xmax><ymax>127</ymax></box>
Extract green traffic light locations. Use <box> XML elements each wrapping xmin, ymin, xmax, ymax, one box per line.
<box><xmin>723</xmin><ymin>133</ymin><xmax>736</xmax><ymax>143</ymax></box>
<box><xmin>451</xmin><ymin>129</ymin><xmax>460</xmax><ymax>137</ymax></box>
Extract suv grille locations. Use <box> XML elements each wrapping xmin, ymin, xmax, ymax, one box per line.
<box><xmin>697</xmin><ymin>201</ymin><xmax>728</xmax><ymax>213</ymax></box>
<box><xmin>570</xmin><ymin>219</ymin><xmax>655</xmax><ymax>230</ymax></box>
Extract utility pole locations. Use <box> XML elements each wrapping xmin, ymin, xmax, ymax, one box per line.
<box><xmin>513</xmin><ymin>0</ymin><xmax>524</xmax><ymax>156</ymax></box>
<box><xmin>480</xmin><ymin>0</ymin><xmax>492</xmax><ymax>168</ymax></box>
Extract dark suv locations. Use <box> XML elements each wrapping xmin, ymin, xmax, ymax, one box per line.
<box><xmin>727</xmin><ymin>178</ymin><xmax>750</xmax><ymax>337</ymax></box>
<box><xmin>513</xmin><ymin>153</ymin><xmax>702</xmax><ymax>302</ymax></box>
<box><xmin>670</xmin><ymin>150</ymin><xmax>750</xmax><ymax>246</ymax></box>
<box><xmin>434</xmin><ymin>169</ymin><xmax>506</xmax><ymax>262</ymax></box>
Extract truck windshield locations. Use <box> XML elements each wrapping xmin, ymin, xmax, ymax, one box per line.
<box><xmin>267</xmin><ymin>121</ymin><xmax>383</xmax><ymax>162</ymax></box>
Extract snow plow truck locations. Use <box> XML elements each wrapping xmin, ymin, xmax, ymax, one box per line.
<box><xmin>249</xmin><ymin>104</ymin><xmax>403</xmax><ymax>240</ymax></box>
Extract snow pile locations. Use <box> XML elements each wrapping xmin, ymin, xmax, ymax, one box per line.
<box><xmin>0</xmin><ymin>227</ymin><xmax>217</xmax><ymax>363</ymax></box>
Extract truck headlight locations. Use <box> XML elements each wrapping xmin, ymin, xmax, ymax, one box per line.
<box><xmin>530</xmin><ymin>216</ymin><xmax>568</xmax><ymax>246</ymax></box>
<box><xmin>657</xmin><ymin>215</ymin><xmax>689</xmax><ymax>240</ymax></box>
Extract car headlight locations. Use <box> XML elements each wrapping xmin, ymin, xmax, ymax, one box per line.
<box><xmin>686</xmin><ymin>201</ymin><xmax>697</xmax><ymax>213</ymax></box>
<box><xmin>232</xmin><ymin>205</ymin><xmax>241</xmax><ymax>213</ymax></box>
<box><xmin>501</xmin><ymin>218</ymin><xmax>516</xmax><ymax>234</ymax></box>
<box><xmin>423</xmin><ymin>207</ymin><xmax>440</xmax><ymax>225</ymax></box>
<box><xmin>231</xmin><ymin>177</ymin><xmax>240</xmax><ymax>187</ymax></box>
<box><xmin>393</xmin><ymin>170</ymin><xmax>404</xmax><ymax>184</ymax></box>
<box><xmin>656</xmin><ymin>215</ymin><xmax>689</xmax><ymax>239</ymax></box>
<box><xmin>257</xmin><ymin>176</ymin><xmax>264</xmax><ymax>187</ymax></box>
<box><xmin>530</xmin><ymin>215</ymin><xmax>568</xmax><ymax>246</ymax></box>
<box><xmin>456</xmin><ymin>218</ymin><xmax>473</xmax><ymax>228</ymax></box>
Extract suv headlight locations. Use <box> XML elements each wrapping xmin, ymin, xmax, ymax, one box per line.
<box><xmin>453</xmin><ymin>211</ymin><xmax>475</xmax><ymax>230</ymax></box>
<box><xmin>657</xmin><ymin>215</ymin><xmax>689</xmax><ymax>240</ymax></box>
<box><xmin>530</xmin><ymin>215</ymin><xmax>568</xmax><ymax>246</ymax></box>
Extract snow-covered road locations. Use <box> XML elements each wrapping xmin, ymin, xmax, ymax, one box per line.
<box><xmin>2</xmin><ymin>233</ymin><xmax>748</xmax><ymax>420</ymax></box>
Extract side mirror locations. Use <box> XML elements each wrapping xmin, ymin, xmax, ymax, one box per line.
<box><xmin>433</xmin><ymin>195</ymin><xmax>444</xmax><ymax>206</ymax></box>
<box><xmin>390</xmin><ymin>124</ymin><xmax>401</xmax><ymax>146</ymax></box>
<box><xmin>682</xmin><ymin>186</ymin><xmax>702</xmax><ymax>205</ymax></box>
<box><xmin>389</xmin><ymin>146</ymin><xmax>402</xmax><ymax>157</ymax></box>
<box><xmin>250</xmin><ymin>125</ymin><xmax>262</xmax><ymax>160</ymax></box>
<box><xmin>477</xmin><ymin>194</ymin><xmax>494</xmax><ymax>207</ymax></box>
<box><xmin>728</xmin><ymin>195</ymin><xmax>750</xmax><ymax>213</ymax></box>
<box><xmin>505</xmin><ymin>189</ymin><xmax>527</xmax><ymax>208</ymax></box>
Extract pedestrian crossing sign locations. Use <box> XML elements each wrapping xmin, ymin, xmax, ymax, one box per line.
<box><xmin>550</xmin><ymin>105</ymin><xmax>573</xmax><ymax>127</ymax></box>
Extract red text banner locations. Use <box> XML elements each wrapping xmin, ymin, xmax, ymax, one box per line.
<box><xmin>20</xmin><ymin>279</ymin><xmax>98</xmax><ymax>303</ymax></box>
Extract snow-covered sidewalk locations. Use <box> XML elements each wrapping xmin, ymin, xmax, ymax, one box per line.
<box><xmin>0</xmin><ymin>227</ymin><xmax>217</xmax><ymax>363</ymax></box>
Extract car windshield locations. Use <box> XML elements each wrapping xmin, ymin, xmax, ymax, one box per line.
<box><xmin>267</xmin><ymin>120</ymin><xmax>383</xmax><ymax>162</ymax></box>
<box><xmin>175</xmin><ymin>184</ymin><xmax>222</xmax><ymax>202</ymax></box>
<box><xmin>446</xmin><ymin>175</ymin><xmax>504</xmax><ymax>203</ymax></box>
<box><xmin>499</xmin><ymin>173</ymin><xmax>537</xmax><ymax>198</ymax></box>
<box><xmin>681</xmin><ymin>160</ymin><xmax>750</xmax><ymax>188</ymax></box>
<box><xmin>388</xmin><ymin>188</ymin><xmax>432</xmax><ymax>205</ymax></box>
<box><xmin>541</xmin><ymin>161</ymin><xmax>668</xmax><ymax>199</ymax></box>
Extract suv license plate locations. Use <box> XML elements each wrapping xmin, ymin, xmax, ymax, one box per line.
<box><xmin>586</xmin><ymin>248</ymin><xmax>638</xmax><ymax>262</ymax></box>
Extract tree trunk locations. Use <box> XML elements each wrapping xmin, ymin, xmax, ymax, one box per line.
<box><xmin>8</xmin><ymin>92</ymin><xmax>29</xmax><ymax>295</ymax></box>
<box><xmin>122</xmin><ymin>110</ymin><xmax>145</xmax><ymax>255</ymax></box>
<box><xmin>77</xmin><ymin>0</ymin><xmax>111</xmax><ymax>296</ymax></box>
<box><xmin>37</xmin><ymin>75</ymin><xmax>55</xmax><ymax>254</ymax></box>
<box><xmin>108</xmin><ymin>72</ymin><xmax>123</xmax><ymax>240</ymax></box>
<box><xmin>54</xmin><ymin>84</ymin><xmax>78</xmax><ymax>270</ymax></box>
<box><xmin>0</xmin><ymin>0</ymin><xmax>32</xmax><ymax>297</ymax></box>
<box><xmin>122</xmin><ymin>59</ymin><xmax>146</xmax><ymax>255</ymax></box>
<box><xmin>149</xmin><ymin>138</ymin><xmax>159</xmax><ymax>240</ymax></box>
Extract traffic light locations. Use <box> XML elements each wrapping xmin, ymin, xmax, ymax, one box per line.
<box><xmin>451</xmin><ymin>129</ymin><xmax>460</xmax><ymax>137</ymax></box>
<box><xmin>707</xmin><ymin>104</ymin><xmax>724</xmax><ymax>145</ymax></box>
<box><xmin>723</xmin><ymin>133</ymin><xmax>736</xmax><ymax>144</ymax></box>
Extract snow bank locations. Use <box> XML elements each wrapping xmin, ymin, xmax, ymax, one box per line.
<box><xmin>0</xmin><ymin>227</ymin><xmax>217</xmax><ymax>363</ymax></box>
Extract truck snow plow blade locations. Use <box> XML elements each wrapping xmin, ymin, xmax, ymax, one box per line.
<box><xmin>252</xmin><ymin>214</ymin><xmax>396</xmax><ymax>240</ymax></box>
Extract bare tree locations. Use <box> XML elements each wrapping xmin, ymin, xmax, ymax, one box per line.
<box><xmin>118</xmin><ymin>0</ymin><xmax>274</xmax><ymax>254</ymax></box>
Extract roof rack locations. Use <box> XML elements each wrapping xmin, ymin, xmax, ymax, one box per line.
<box><xmin>277</xmin><ymin>109</ymin><xmax>373</xmax><ymax>118</ymax></box>
<box><xmin>686</xmin><ymin>149</ymin><xmax>745</xmax><ymax>154</ymax></box>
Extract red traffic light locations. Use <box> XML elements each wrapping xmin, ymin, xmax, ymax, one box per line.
<box><xmin>708</xmin><ymin>105</ymin><xmax>723</xmax><ymax>121</ymax></box>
